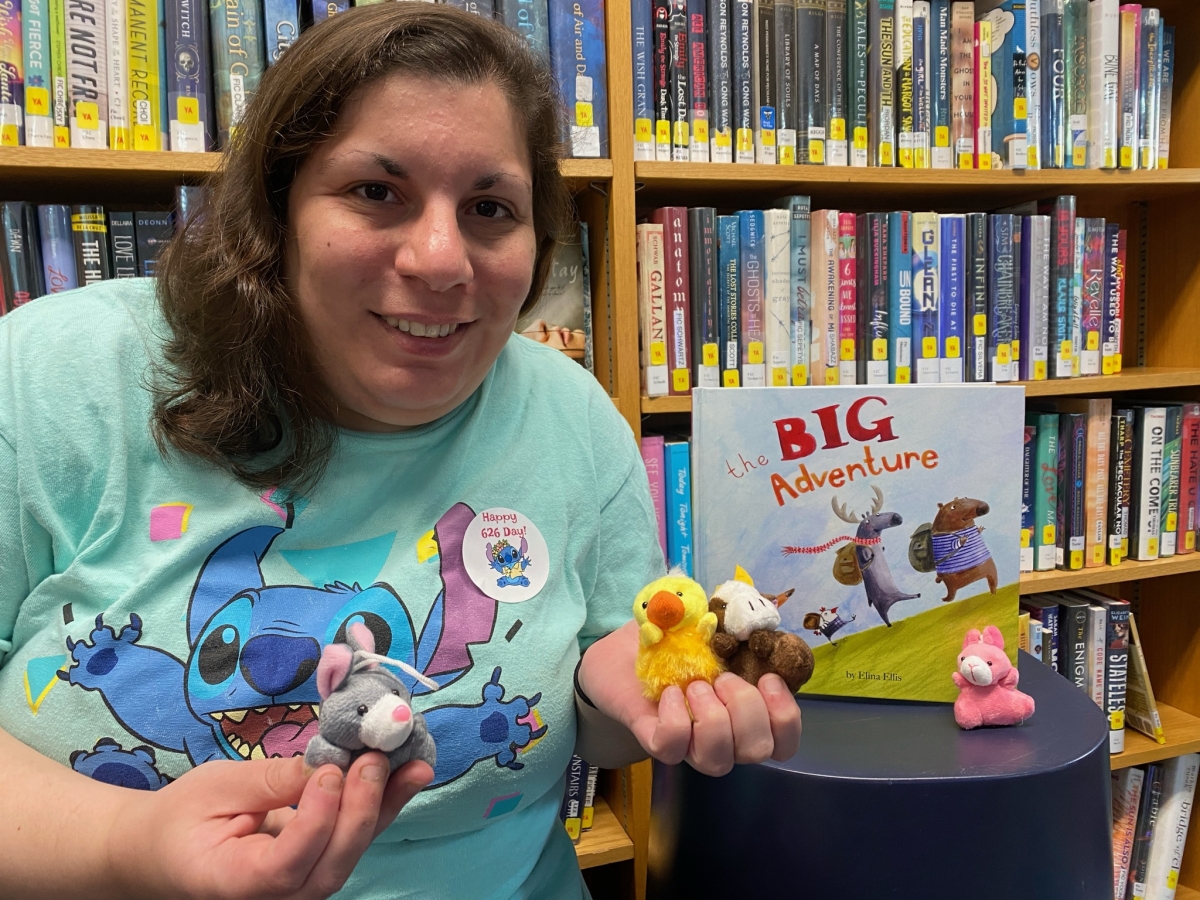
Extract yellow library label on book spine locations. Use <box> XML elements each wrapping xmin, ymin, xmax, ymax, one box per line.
<box><xmin>1141</xmin><ymin>147</ymin><xmax>1154</xmax><ymax>169</ymax></box>
<box><xmin>649</xmin><ymin>342</ymin><xmax>666</xmax><ymax>367</ymax></box>
<box><xmin>1014</xmin><ymin>98</ymin><xmax>1027</xmax><ymax>120</ymax></box>
<box><xmin>694</xmin><ymin>120</ymin><xmax>709</xmax><ymax>145</ymax></box>
<box><xmin>922</xmin><ymin>335</ymin><xmax>937</xmax><ymax>358</ymax></box>
<box><xmin>671</xmin><ymin>368</ymin><xmax>690</xmax><ymax>393</ymax></box>
<box><xmin>76</xmin><ymin>101</ymin><xmax>99</xmax><ymax>130</ymax></box>
<box><xmin>958</xmin><ymin>151</ymin><xmax>974</xmax><ymax>168</ymax></box>
<box><xmin>715</xmin><ymin>128</ymin><xmax>732</xmax><ymax>147</ymax></box>
<box><xmin>945</xmin><ymin>336</ymin><xmax>960</xmax><ymax>358</ymax></box>
<box><xmin>702</xmin><ymin>343</ymin><xmax>718</xmax><ymax>367</ymax></box>
<box><xmin>896</xmin><ymin>366</ymin><xmax>911</xmax><ymax>384</ymax></box>
<box><xmin>854</xmin><ymin>126</ymin><xmax>868</xmax><ymax>150</ymax></box>
<box><xmin>779</xmin><ymin>145</ymin><xmax>796</xmax><ymax>165</ymax></box>
<box><xmin>996</xmin><ymin>343</ymin><xmax>1011</xmax><ymax>365</ymax></box>
<box><xmin>0</xmin><ymin>124</ymin><xmax>17</xmax><ymax>146</ymax></box>
<box><xmin>672</xmin><ymin>120</ymin><xmax>688</xmax><ymax>145</ymax></box>
<box><xmin>111</xmin><ymin>127</ymin><xmax>129</xmax><ymax>150</ymax></box>
<box><xmin>1043</xmin><ymin>524</ymin><xmax>1055</xmax><ymax>545</ymax></box>
<box><xmin>1111</xmin><ymin>709</ymin><xmax>1125</xmax><ymax>729</ymax></box>
<box><xmin>1105</xmin><ymin>148</ymin><xmax>1115</xmax><ymax>168</ymax></box>
<box><xmin>830</xmin><ymin>118</ymin><xmax>846</xmax><ymax>141</ymax></box>
<box><xmin>748</xmin><ymin>341</ymin><xmax>764</xmax><ymax>364</ymax></box>
<box><xmin>1120</xmin><ymin>146</ymin><xmax>1134</xmax><ymax>167</ymax></box>
<box><xmin>737</xmin><ymin>128</ymin><xmax>753</xmax><ymax>152</ymax></box>
<box><xmin>771</xmin><ymin>367</ymin><xmax>789</xmax><ymax>386</ymax></box>
<box><xmin>973</xmin><ymin>314</ymin><xmax>987</xmax><ymax>336</ymax></box>
<box><xmin>840</xmin><ymin>338</ymin><xmax>855</xmax><ymax>361</ymax></box>
<box><xmin>977</xmin><ymin>151</ymin><xmax>992</xmax><ymax>170</ymax></box>
<box><xmin>880</xmin><ymin>143</ymin><xmax>893</xmax><ymax>166</ymax></box>
<box><xmin>1109</xmin><ymin>547</ymin><xmax>1122</xmax><ymax>566</ymax></box>
<box><xmin>1027</xmin><ymin>145</ymin><xmax>1038</xmax><ymax>168</ymax></box>
<box><xmin>900</xmin><ymin>147</ymin><xmax>913</xmax><ymax>168</ymax></box>
<box><xmin>1102</xmin><ymin>355</ymin><xmax>1115</xmax><ymax>375</ymax></box>
<box><xmin>935</xmin><ymin>126</ymin><xmax>949</xmax><ymax>147</ymax></box>
<box><xmin>1011</xmin><ymin>339</ymin><xmax>1020</xmax><ymax>361</ymax></box>
<box><xmin>1187</xmin><ymin>532</ymin><xmax>1196</xmax><ymax>551</ymax></box>
<box><xmin>576</xmin><ymin>102</ymin><xmax>594</xmax><ymax>128</ymax></box>
<box><xmin>873</xmin><ymin>338</ymin><xmax>887</xmax><ymax>361</ymax></box>
<box><xmin>1160</xmin><ymin>158</ymin><xmax>1168</xmax><ymax>169</ymax></box>
<box><xmin>178</xmin><ymin>97</ymin><xmax>201</xmax><ymax>126</ymax></box>
<box><xmin>761</xmin><ymin>128</ymin><xmax>776</xmax><ymax>147</ymax></box>
<box><xmin>1168</xmin><ymin>871</ymin><xmax>1179</xmax><ymax>890</ymax></box>
<box><xmin>1070</xmin><ymin>549</ymin><xmax>1083</xmax><ymax>569</ymax></box>
<box><xmin>825</xmin><ymin>367</ymin><xmax>839</xmax><ymax>385</ymax></box>
<box><xmin>565</xmin><ymin>819</ymin><xmax>581</xmax><ymax>841</ymax></box>
<box><xmin>636</xmin><ymin>118</ymin><xmax>653</xmax><ymax>142</ymax></box>
<box><xmin>809</xmin><ymin>139</ymin><xmax>824</xmax><ymax>162</ymax></box>
<box><xmin>723</xmin><ymin>369</ymin><xmax>740</xmax><ymax>387</ymax></box>
<box><xmin>1093</xmin><ymin>545</ymin><xmax>1104</xmax><ymax>565</ymax></box>
<box><xmin>1034</xmin><ymin>360</ymin><xmax>1047</xmax><ymax>380</ymax></box>
<box><xmin>914</xmin><ymin>147</ymin><xmax>927</xmax><ymax>168</ymax></box>
<box><xmin>1114</xmin><ymin>352</ymin><xmax>1123</xmax><ymax>372</ymax></box>
<box><xmin>1166</xmin><ymin>512</ymin><xmax>1178</xmax><ymax>532</ymax></box>
<box><xmin>27</xmin><ymin>87</ymin><xmax>50</xmax><ymax>116</ymax></box>
<box><xmin>54</xmin><ymin>127</ymin><xmax>70</xmax><ymax>147</ymax></box>
<box><xmin>1086</xmin><ymin>331</ymin><xmax>1099</xmax><ymax>351</ymax></box>
<box><xmin>133</xmin><ymin>126</ymin><xmax>158</xmax><ymax>151</ymax></box>
<box><xmin>1021</xmin><ymin>529</ymin><xmax>1031</xmax><ymax>548</ymax></box>
<box><xmin>792</xmin><ymin>364</ymin><xmax>807</xmax><ymax>386</ymax></box>
<box><xmin>1060</xmin><ymin>339</ymin><xmax>1073</xmax><ymax>360</ymax></box>
<box><xmin>1148</xmin><ymin>536</ymin><xmax>1159</xmax><ymax>557</ymax></box>
<box><xmin>656</xmin><ymin>120</ymin><xmax>670</xmax><ymax>145</ymax></box>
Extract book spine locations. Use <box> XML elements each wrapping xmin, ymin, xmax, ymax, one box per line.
<box><xmin>1059</xmin><ymin>601</ymin><xmax>1088</xmax><ymax>687</ymax></box>
<box><xmin>912</xmin><ymin>210</ymin><xmax>939</xmax><ymax>382</ymax></box>
<box><xmin>813</xmin><ymin>208</ymin><xmax>840</xmax><ymax>384</ymax></box>
<box><xmin>987</xmin><ymin>1</ymin><xmax>1028</xmax><ymax>170</ymax></box>
<box><xmin>665</xmin><ymin>441</ymin><xmax>693</xmax><ymax>575</ymax></box>
<box><xmin>1117</xmin><ymin>4</ymin><xmax>1140</xmax><ymax>169</ymax></box>
<box><xmin>1088</xmin><ymin>0</ymin><xmax>1118</xmax><ymax>169</ymax></box>
<box><xmin>717</xmin><ymin>215</ymin><xmax>741</xmax><ymax>386</ymax></box>
<box><xmin>972</xmin><ymin>19</ymin><xmax>991</xmax><ymax>169</ymax></box>
<box><xmin>706</xmin><ymin>0</ymin><xmax>732</xmax><ymax>160</ymax></box>
<box><xmin>23</xmin><ymin>0</ymin><xmax>56</xmax><ymax>146</ymax></box>
<box><xmin>1067</xmin><ymin>216</ymin><xmax>1083</xmax><ymax>376</ymax></box>
<box><xmin>104</xmin><ymin>0</ymin><xmax>128</xmax><ymax>148</ymax></box>
<box><xmin>1102</xmin><ymin>223</ymin><xmax>1121</xmax><ymax>375</ymax></box>
<box><xmin>868</xmin><ymin>0</ymin><xmax>894</xmax><ymax>166</ymax></box>
<box><xmin>497</xmin><ymin>0</ymin><xmax>549</xmax><ymax>60</ymax></box>
<box><xmin>1157</xmin><ymin>24</ymin><xmax>1172</xmax><ymax>169</ymax></box>
<box><xmin>887</xmin><ymin>209</ymin><xmax>912</xmax><ymax>383</ymax></box>
<box><xmin>637</xmin><ymin>223</ymin><xmax>669</xmax><ymax>396</ymax></box>
<box><xmin>1137</xmin><ymin>7</ymin><xmax>1160</xmax><ymax>172</ymax></box>
<box><xmin>554</xmin><ymin>0</ymin><xmax>607</xmax><ymax>158</ymax></box>
<box><xmin>949</xmin><ymin>0</ymin><xmax>971</xmax><ymax>167</ymax></box>
<box><xmin>1062</xmin><ymin>0</ymin><xmax>1086</xmax><ymax>167</ymax></box>
<box><xmin>1032</xmin><ymin>412</ymin><xmax>1059</xmax><ymax>570</ymax></box>
<box><xmin>1126</xmin><ymin>614</ymin><xmax>1165</xmax><ymax>746</ymax></box>
<box><xmin>1130</xmin><ymin>763</ymin><xmax>1165</xmax><ymax>898</ymax></box>
<box><xmin>310</xmin><ymin>0</ymin><xmax>347</xmax><ymax>21</ymax></box>
<box><xmin>561</xmin><ymin>755</ymin><xmax>586</xmax><ymax>841</ymax></box>
<box><xmin>988</xmin><ymin>213</ymin><xmax>1016</xmax><ymax>382</ymax></box>
<box><xmin>796</xmin><ymin>0</ymin><xmax>824</xmax><ymax>164</ymax></box>
<box><xmin>1110</xmin><ymin>408</ymin><xmax>1135</xmax><ymax>565</ymax></box>
<box><xmin>641</xmin><ymin>436</ymin><xmax>668</xmax><ymax>560</ymax></box>
<box><xmin>781</xmin><ymin>196</ymin><xmax>812</xmax><ymax>385</ymax></box>
<box><xmin>129</xmin><ymin>0</ymin><xmax>166</xmax><ymax>150</ymax></box>
<box><xmin>1025</xmin><ymin>0</ymin><xmax>1041</xmax><ymax>168</ymax></box>
<box><xmin>654</xmin><ymin>0</ymin><xmax>671</xmax><ymax>160</ymax></box>
<box><xmin>108</xmin><ymin>209</ymin><xmax>137</xmax><ymax>278</ymax></box>
<box><xmin>581</xmin><ymin>761</ymin><xmax>598</xmax><ymax>830</ymax></box>
<box><xmin>0</xmin><ymin>203</ymin><xmax>45</xmax><ymax>305</ymax></box>
<box><xmin>732</xmin><ymin>0</ymin><xmax>753</xmax><ymax>161</ymax></box>
<box><xmin>1058</xmin><ymin>412</ymin><xmax>1085</xmax><ymax>569</ymax></box>
<box><xmin>49</xmin><ymin>0</ymin><xmax>68</xmax><ymax>146</ymax></box>
<box><xmin>133</xmin><ymin>210</ymin><xmax>171</xmax><ymax>275</ymax></box>
<box><xmin>1021</xmin><ymin>425</ymin><xmax>1035</xmax><ymax>572</ymax></box>
<box><xmin>856</xmin><ymin>213</ymin><xmax>870</xmax><ymax>383</ymax></box>
<box><xmin>765</xmin><ymin>208</ymin><xmax>792</xmax><ymax>384</ymax></box>
<box><xmin>774</xmin><ymin>0</ymin><xmax>795</xmax><ymax>164</ymax></box>
<box><xmin>1078</xmin><ymin>216</ymin><xmax>1105</xmax><ymax>376</ymax></box>
<box><xmin>262</xmin><ymin>0</ymin><xmax>297</xmax><ymax>66</ymax></box>
<box><xmin>634</xmin><ymin>0</ymin><xmax>655</xmax><ymax>159</ymax></box>
<box><xmin>896</xmin><ymin>0</ymin><xmax>912</xmax><ymax>167</ymax></box>
<box><xmin>1029</xmin><ymin>215</ymin><xmax>1051</xmax><ymax>381</ymax></box>
<box><xmin>209</xmin><ymin>0</ymin><xmax>264</xmax><ymax>148</ymax></box>
<box><xmin>66</xmin><ymin>0</ymin><xmax>109</xmax><ymax>147</ymax></box>
<box><xmin>70</xmin><ymin>204</ymin><xmax>111</xmax><ymax>285</ymax></box>
<box><xmin>929</xmin><ymin>0</ymin><xmax>949</xmax><ymax>167</ymax></box>
<box><xmin>1101</xmin><ymin>599</ymin><xmax>1130</xmax><ymax>752</ymax></box>
<box><xmin>1086</xmin><ymin>603</ymin><xmax>1105</xmax><ymax>705</ymax></box>
<box><xmin>687</xmin><ymin>0</ymin><xmax>709</xmax><ymax>160</ymax></box>
<box><xmin>37</xmin><ymin>204</ymin><xmax>78</xmax><ymax>293</ymax></box>
<box><xmin>912</xmin><ymin>2</ymin><xmax>928</xmax><ymax>168</ymax></box>
<box><xmin>1160</xmin><ymin>405</ymin><xmax>1182</xmax><ymax>558</ymax></box>
<box><xmin>666</xmin><ymin>0</ymin><xmax>689</xmax><ymax>160</ymax></box>
<box><xmin>1143</xmin><ymin>754</ymin><xmax>1200</xmax><ymax>900</ymax></box>
<box><xmin>849</xmin><ymin>0</ymin><xmax>868</xmax><ymax>165</ymax></box>
<box><xmin>1042</xmin><ymin>0</ymin><xmax>1065</xmax><ymax>167</ymax></box>
<box><xmin>938</xmin><ymin>213</ymin><xmax>963</xmax><ymax>382</ymax></box>
<box><xmin>865</xmin><ymin>211</ymin><xmax>888</xmax><ymax>384</ymax></box>
<box><xmin>689</xmin><ymin>208</ymin><xmax>720</xmax><ymax>389</ymax></box>
<box><xmin>1182</xmin><ymin>404</ymin><xmax>1200</xmax><ymax>555</ymax></box>
<box><xmin>964</xmin><ymin>211</ymin><xmax>987</xmax><ymax>381</ymax></box>
<box><xmin>1131</xmin><ymin>406</ymin><xmax>1166</xmax><ymax>560</ymax></box>
<box><xmin>836</xmin><ymin>211</ymin><xmax>857</xmax><ymax>383</ymax></box>
<box><xmin>1086</xmin><ymin>398</ymin><xmax>1113</xmax><ymax>567</ymax></box>
<box><xmin>653</xmin><ymin>207</ymin><xmax>692</xmax><ymax>394</ymax></box>
<box><xmin>826</xmin><ymin>0</ymin><xmax>847</xmax><ymax>165</ymax></box>
<box><xmin>1049</xmin><ymin>194</ymin><xmax>1076</xmax><ymax>377</ymax></box>
<box><xmin>1113</xmin><ymin>767</ymin><xmax>1146</xmax><ymax>897</ymax></box>
<box><xmin>739</xmin><ymin>209</ymin><xmax>766</xmax><ymax>386</ymax></box>
<box><xmin>754</xmin><ymin>0</ymin><xmax>776</xmax><ymax>163</ymax></box>
<box><xmin>0</xmin><ymin>0</ymin><xmax>23</xmax><ymax>146</ymax></box>
<box><xmin>166</xmin><ymin>0</ymin><xmax>212</xmax><ymax>150</ymax></box>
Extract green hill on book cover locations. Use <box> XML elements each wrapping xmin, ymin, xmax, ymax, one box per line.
<box><xmin>692</xmin><ymin>385</ymin><xmax>1025</xmax><ymax>703</ymax></box>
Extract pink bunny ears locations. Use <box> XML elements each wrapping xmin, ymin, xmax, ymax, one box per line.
<box><xmin>962</xmin><ymin>625</ymin><xmax>1005</xmax><ymax>650</ymax></box>
<box><xmin>315</xmin><ymin>621</ymin><xmax>439</xmax><ymax>699</ymax></box>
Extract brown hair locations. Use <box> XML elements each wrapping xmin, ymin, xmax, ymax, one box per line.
<box><xmin>152</xmin><ymin>2</ymin><xmax>572</xmax><ymax>494</ymax></box>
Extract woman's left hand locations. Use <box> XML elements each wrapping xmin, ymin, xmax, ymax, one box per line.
<box><xmin>578</xmin><ymin>621</ymin><xmax>802</xmax><ymax>776</ymax></box>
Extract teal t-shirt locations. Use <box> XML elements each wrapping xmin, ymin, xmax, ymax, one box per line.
<box><xmin>0</xmin><ymin>279</ymin><xmax>664</xmax><ymax>899</ymax></box>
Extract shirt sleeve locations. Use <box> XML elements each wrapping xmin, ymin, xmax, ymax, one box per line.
<box><xmin>0</xmin><ymin>432</ymin><xmax>50</xmax><ymax>671</ymax></box>
<box><xmin>577</xmin><ymin>393</ymin><xmax>667</xmax><ymax>651</ymax></box>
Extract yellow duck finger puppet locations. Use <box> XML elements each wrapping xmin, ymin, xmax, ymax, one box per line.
<box><xmin>633</xmin><ymin>572</ymin><xmax>726</xmax><ymax>701</ymax></box>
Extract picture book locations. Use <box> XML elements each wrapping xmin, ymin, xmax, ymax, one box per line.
<box><xmin>518</xmin><ymin>223</ymin><xmax>593</xmax><ymax>372</ymax></box>
<box><xmin>692</xmin><ymin>384</ymin><xmax>1023</xmax><ymax>702</ymax></box>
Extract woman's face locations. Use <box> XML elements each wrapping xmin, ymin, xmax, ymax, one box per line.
<box><xmin>285</xmin><ymin>75</ymin><xmax>538</xmax><ymax>431</ymax></box>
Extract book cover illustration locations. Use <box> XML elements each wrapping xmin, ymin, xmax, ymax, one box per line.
<box><xmin>692</xmin><ymin>385</ymin><xmax>1023</xmax><ymax>703</ymax></box>
<box><xmin>516</xmin><ymin>222</ymin><xmax>592</xmax><ymax>372</ymax></box>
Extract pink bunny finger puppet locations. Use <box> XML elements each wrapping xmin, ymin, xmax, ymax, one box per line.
<box><xmin>303</xmin><ymin>621</ymin><xmax>437</xmax><ymax>775</ymax></box>
<box><xmin>952</xmin><ymin>625</ymin><xmax>1036</xmax><ymax>730</ymax></box>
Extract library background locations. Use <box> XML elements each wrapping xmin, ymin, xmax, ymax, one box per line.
<box><xmin>2</xmin><ymin>0</ymin><xmax>1200</xmax><ymax>896</ymax></box>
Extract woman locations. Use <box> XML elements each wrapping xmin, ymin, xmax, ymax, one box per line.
<box><xmin>0</xmin><ymin>6</ymin><xmax>800</xmax><ymax>898</ymax></box>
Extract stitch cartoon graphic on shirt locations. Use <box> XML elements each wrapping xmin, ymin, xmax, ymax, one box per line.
<box><xmin>69</xmin><ymin>738</ymin><xmax>172</xmax><ymax>790</ymax></box>
<box><xmin>59</xmin><ymin>502</ymin><xmax>547</xmax><ymax>788</ymax></box>
<box><xmin>486</xmin><ymin>538</ymin><xmax>532</xmax><ymax>588</ymax></box>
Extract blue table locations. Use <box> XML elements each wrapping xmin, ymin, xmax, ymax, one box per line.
<box><xmin>648</xmin><ymin>653</ymin><xmax>1113</xmax><ymax>900</ymax></box>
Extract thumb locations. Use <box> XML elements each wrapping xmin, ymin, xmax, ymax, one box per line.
<box><xmin>192</xmin><ymin>756</ymin><xmax>311</xmax><ymax>815</ymax></box>
<box><xmin>629</xmin><ymin>686</ymin><xmax>691</xmax><ymax>765</ymax></box>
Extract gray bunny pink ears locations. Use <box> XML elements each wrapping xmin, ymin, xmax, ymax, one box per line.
<box><xmin>302</xmin><ymin>622</ymin><xmax>438</xmax><ymax>776</ymax></box>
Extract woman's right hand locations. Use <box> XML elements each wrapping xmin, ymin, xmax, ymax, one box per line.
<box><xmin>109</xmin><ymin>753</ymin><xmax>433</xmax><ymax>900</ymax></box>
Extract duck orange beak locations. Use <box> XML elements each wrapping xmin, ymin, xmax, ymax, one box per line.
<box><xmin>647</xmin><ymin>591</ymin><xmax>685</xmax><ymax>630</ymax></box>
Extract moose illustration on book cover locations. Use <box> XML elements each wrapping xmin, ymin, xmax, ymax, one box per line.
<box><xmin>693</xmin><ymin>385</ymin><xmax>1024</xmax><ymax>703</ymax></box>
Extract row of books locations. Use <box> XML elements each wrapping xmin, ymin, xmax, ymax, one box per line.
<box><xmin>633</xmin><ymin>0</ymin><xmax>1176</xmax><ymax>170</ymax></box>
<box><xmin>559</xmin><ymin>754</ymin><xmax>599</xmax><ymax>842</ymax></box>
<box><xmin>637</xmin><ymin>195</ymin><xmax>1126</xmax><ymax>395</ymax></box>
<box><xmin>0</xmin><ymin>0</ymin><xmax>609</xmax><ymax>156</ymax></box>
<box><xmin>1112</xmin><ymin>754</ymin><xmax>1198</xmax><ymax>900</ymax></box>
<box><xmin>640</xmin><ymin>434</ymin><xmax>693</xmax><ymax>575</ymax></box>
<box><xmin>1021</xmin><ymin>399</ymin><xmax>1200</xmax><ymax>574</ymax></box>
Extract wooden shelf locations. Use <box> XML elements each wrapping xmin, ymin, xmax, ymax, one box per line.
<box><xmin>640</xmin><ymin>367</ymin><xmax>1200</xmax><ymax>414</ymax></box>
<box><xmin>1112</xmin><ymin>703</ymin><xmax>1200</xmax><ymax>771</ymax></box>
<box><xmin>575</xmin><ymin>796</ymin><xmax>634</xmax><ymax>869</ymax></box>
<box><xmin>1019</xmin><ymin>554</ymin><xmax>1200</xmax><ymax>594</ymax></box>
<box><xmin>1176</xmin><ymin>885</ymin><xmax>1200</xmax><ymax>900</ymax></box>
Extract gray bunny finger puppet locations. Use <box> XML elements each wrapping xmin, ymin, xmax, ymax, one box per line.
<box><xmin>303</xmin><ymin>621</ymin><xmax>437</xmax><ymax>775</ymax></box>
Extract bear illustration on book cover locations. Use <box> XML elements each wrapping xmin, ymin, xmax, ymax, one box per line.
<box><xmin>692</xmin><ymin>385</ymin><xmax>1024</xmax><ymax>703</ymax></box>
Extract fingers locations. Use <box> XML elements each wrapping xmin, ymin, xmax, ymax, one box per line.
<box><xmin>201</xmin><ymin>756</ymin><xmax>310</xmax><ymax>815</ymax></box>
<box><xmin>373</xmin><ymin>760</ymin><xmax>435</xmax><ymax>839</ymax></box>
<box><xmin>253</xmin><ymin>764</ymin><xmax>346</xmax><ymax>895</ymax></box>
<box><xmin>758</xmin><ymin>674</ymin><xmax>803</xmax><ymax>761</ymax></box>
<box><xmin>684</xmin><ymin>680</ymin><xmax>735</xmax><ymax>776</ymax></box>
<box><xmin>712</xmin><ymin>673</ymin><xmax>774</xmax><ymax>765</ymax></box>
<box><xmin>628</xmin><ymin>685</ymin><xmax>692</xmax><ymax>764</ymax></box>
